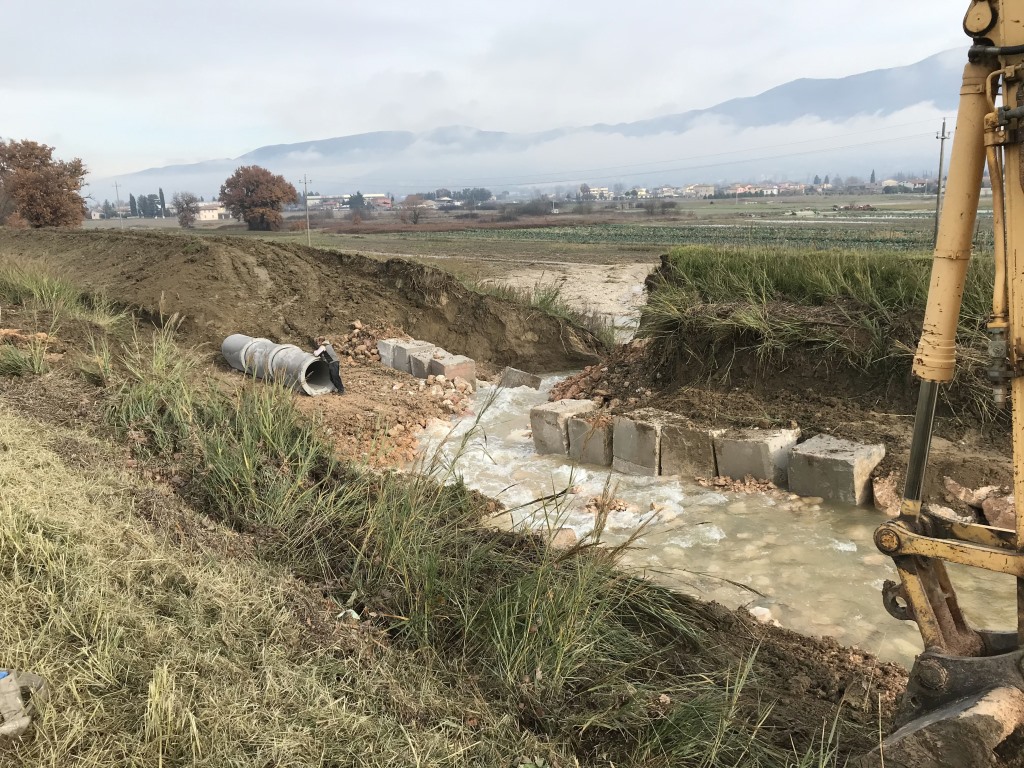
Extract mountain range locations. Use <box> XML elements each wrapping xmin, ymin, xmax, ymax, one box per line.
<box><xmin>94</xmin><ymin>49</ymin><xmax>966</xmax><ymax>200</ymax></box>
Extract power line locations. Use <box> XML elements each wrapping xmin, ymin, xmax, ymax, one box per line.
<box><xmin>112</xmin><ymin>181</ymin><xmax>124</xmax><ymax>229</ymax></box>
<box><xmin>300</xmin><ymin>174</ymin><xmax>311</xmax><ymax>247</ymax></box>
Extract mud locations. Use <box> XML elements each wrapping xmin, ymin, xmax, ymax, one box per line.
<box><xmin>4</xmin><ymin>227</ymin><xmax>1016</xmax><ymax>764</ymax></box>
<box><xmin>553</xmin><ymin>340</ymin><xmax>1013</xmax><ymax>506</ymax></box>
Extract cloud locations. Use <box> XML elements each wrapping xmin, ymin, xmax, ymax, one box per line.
<box><xmin>5</xmin><ymin>0</ymin><xmax>972</xmax><ymax>176</ymax></box>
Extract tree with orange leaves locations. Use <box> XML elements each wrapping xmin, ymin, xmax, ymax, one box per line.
<box><xmin>218</xmin><ymin>165</ymin><xmax>297</xmax><ymax>231</ymax></box>
<box><xmin>0</xmin><ymin>140</ymin><xmax>87</xmax><ymax>228</ymax></box>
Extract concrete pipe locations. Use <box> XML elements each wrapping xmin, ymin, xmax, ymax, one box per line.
<box><xmin>220</xmin><ymin>334</ymin><xmax>336</xmax><ymax>396</ymax></box>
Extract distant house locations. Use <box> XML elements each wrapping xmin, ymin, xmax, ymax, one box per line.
<box><xmin>685</xmin><ymin>184</ymin><xmax>716</xmax><ymax>198</ymax></box>
<box><xmin>197</xmin><ymin>203</ymin><xmax>231</xmax><ymax>222</ymax></box>
<box><xmin>363</xmin><ymin>193</ymin><xmax>392</xmax><ymax>210</ymax></box>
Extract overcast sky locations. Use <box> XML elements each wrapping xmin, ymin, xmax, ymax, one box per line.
<box><xmin>5</xmin><ymin>1</ymin><xmax>970</xmax><ymax>178</ymax></box>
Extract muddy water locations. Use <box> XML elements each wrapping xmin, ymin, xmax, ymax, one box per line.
<box><xmin>418</xmin><ymin>376</ymin><xmax>1018</xmax><ymax>666</ymax></box>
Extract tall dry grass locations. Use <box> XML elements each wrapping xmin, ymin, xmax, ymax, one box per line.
<box><xmin>0</xmin><ymin>260</ymin><xmax>849</xmax><ymax>766</ymax></box>
<box><xmin>641</xmin><ymin>244</ymin><xmax>996</xmax><ymax>420</ymax></box>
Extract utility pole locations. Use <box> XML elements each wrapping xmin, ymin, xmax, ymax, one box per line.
<box><xmin>933</xmin><ymin>117</ymin><xmax>949</xmax><ymax>247</ymax></box>
<box><xmin>301</xmin><ymin>175</ymin><xmax>311</xmax><ymax>247</ymax></box>
<box><xmin>112</xmin><ymin>181</ymin><xmax>125</xmax><ymax>229</ymax></box>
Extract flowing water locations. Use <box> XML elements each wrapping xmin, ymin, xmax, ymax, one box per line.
<box><xmin>417</xmin><ymin>375</ymin><xmax>1018</xmax><ymax>666</ymax></box>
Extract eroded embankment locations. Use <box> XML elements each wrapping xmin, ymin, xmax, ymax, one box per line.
<box><xmin>555</xmin><ymin>245</ymin><xmax>1011</xmax><ymax>502</ymax></box>
<box><xmin>0</xmin><ymin>228</ymin><xmax>600</xmax><ymax>372</ymax></box>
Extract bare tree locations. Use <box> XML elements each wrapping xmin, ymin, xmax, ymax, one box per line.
<box><xmin>172</xmin><ymin>192</ymin><xmax>201</xmax><ymax>228</ymax></box>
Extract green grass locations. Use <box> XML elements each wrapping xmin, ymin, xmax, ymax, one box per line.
<box><xmin>95</xmin><ymin>320</ymin><xmax>844</xmax><ymax>766</ymax></box>
<box><xmin>407</xmin><ymin>221</ymin><xmax>954</xmax><ymax>253</ymax></box>
<box><xmin>0</xmin><ymin>345</ymin><xmax>38</xmax><ymax>376</ymax></box>
<box><xmin>0</xmin><ymin>259</ymin><xmax>857</xmax><ymax>766</ymax></box>
<box><xmin>0</xmin><ymin>410</ymin><xmax>551</xmax><ymax>767</ymax></box>
<box><xmin>0</xmin><ymin>262</ymin><xmax>125</xmax><ymax>330</ymax></box>
<box><xmin>640</xmin><ymin>244</ymin><xmax>996</xmax><ymax>420</ymax></box>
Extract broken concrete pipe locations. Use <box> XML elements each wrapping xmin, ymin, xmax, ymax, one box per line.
<box><xmin>221</xmin><ymin>334</ymin><xmax>336</xmax><ymax>396</ymax></box>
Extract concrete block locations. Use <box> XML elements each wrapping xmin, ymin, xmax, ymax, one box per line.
<box><xmin>530</xmin><ymin>399</ymin><xmax>598</xmax><ymax>455</ymax></box>
<box><xmin>376</xmin><ymin>338</ymin><xmax>402</xmax><ymax>368</ymax></box>
<box><xmin>499</xmin><ymin>366</ymin><xmax>542</xmax><ymax>390</ymax></box>
<box><xmin>612</xmin><ymin>410</ymin><xmax>663</xmax><ymax>476</ymax></box>
<box><xmin>409</xmin><ymin>350</ymin><xmax>434</xmax><ymax>379</ymax></box>
<box><xmin>429</xmin><ymin>354</ymin><xmax>476</xmax><ymax>384</ymax></box>
<box><xmin>568</xmin><ymin>415</ymin><xmax>613</xmax><ymax>466</ymax></box>
<box><xmin>713</xmin><ymin>428</ymin><xmax>800</xmax><ymax>485</ymax></box>
<box><xmin>661</xmin><ymin>421</ymin><xmax>724</xmax><ymax>478</ymax></box>
<box><xmin>393</xmin><ymin>340</ymin><xmax>435</xmax><ymax>374</ymax></box>
<box><xmin>788</xmin><ymin>434</ymin><xmax>885</xmax><ymax>506</ymax></box>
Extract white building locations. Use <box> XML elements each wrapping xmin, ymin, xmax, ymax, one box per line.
<box><xmin>197</xmin><ymin>204</ymin><xmax>231</xmax><ymax>222</ymax></box>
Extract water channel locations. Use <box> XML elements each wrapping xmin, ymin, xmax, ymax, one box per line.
<box><xmin>418</xmin><ymin>375</ymin><xmax>1018</xmax><ymax>666</ymax></box>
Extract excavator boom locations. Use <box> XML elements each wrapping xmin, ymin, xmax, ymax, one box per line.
<box><xmin>861</xmin><ymin>2</ymin><xmax>1024</xmax><ymax>764</ymax></box>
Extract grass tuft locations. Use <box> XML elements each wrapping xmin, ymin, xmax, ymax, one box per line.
<box><xmin>474</xmin><ymin>276</ymin><xmax>619</xmax><ymax>347</ymax></box>
<box><xmin>641</xmin><ymin>244</ymin><xmax>996</xmax><ymax>421</ymax></box>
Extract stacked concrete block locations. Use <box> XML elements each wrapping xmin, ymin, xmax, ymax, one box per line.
<box><xmin>612</xmin><ymin>409</ymin><xmax>667</xmax><ymax>476</ymax></box>
<box><xmin>409</xmin><ymin>351</ymin><xmax>434</xmax><ymax>379</ymax></box>
<box><xmin>531</xmin><ymin>399</ymin><xmax>598</xmax><ymax>455</ymax></box>
<box><xmin>393</xmin><ymin>340</ymin><xmax>435</xmax><ymax>374</ymax></box>
<box><xmin>661</xmin><ymin>420</ymin><xmax>723</xmax><ymax>478</ymax></box>
<box><xmin>788</xmin><ymin>435</ymin><xmax>885</xmax><ymax>506</ymax></box>
<box><xmin>429</xmin><ymin>353</ymin><xmax>476</xmax><ymax>385</ymax></box>
<box><xmin>568</xmin><ymin>415</ymin><xmax>614</xmax><ymax>466</ymax></box>
<box><xmin>376</xmin><ymin>338</ymin><xmax>478</xmax><ymax>386</ymax></box>
<box><xmin>376</xmin><ymin>338</ymin><xmax>402</xmax><ymax>368</ymax></box>
<box><xmin>713</xmin><ymin>428</ymin><xmax>800</xmax><ymax>485</ymax></box>
<box><xmin>500</xmin><ymin>367</ymin><xmax>542</xmax><ymax>390</ymax></box>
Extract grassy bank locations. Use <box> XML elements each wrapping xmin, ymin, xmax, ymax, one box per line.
<box><xmin>640</xmin><ymin>245</ymin><xmax>996</xmax><ymax>421</ymax></box>
<box><xmin>472</xmin><ymin>277</ymin><xmax>619</xmax><ymax>348</ymax></box>
<box><xmin>0</xmin><ymin>262</ymin><xmax>870</xmax><ymax>765</ymax></box>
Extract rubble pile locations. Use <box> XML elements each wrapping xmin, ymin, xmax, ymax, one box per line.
<box><xmin>549</xmin><ymin>341</ymin><xmax>653</xmax><ymax>410</ymax></box>
<box><xmin>400</xmin><ymin>374</ymin><xmax>476</xmax><ymax>416</ymax></box>
<box><xmin>332</xmin><ymin>320</ymin><xmax>387</xmax><ymax>366</ymax></box>
<box><xmin>0</xmin><ymin>329</ymin><xmax>49</xmax><ymax>347</ymax></box>
<box><xmin>941</xmin><ymin>476</ymin><xmax>1015</xmax><ymax>529</ymax></box>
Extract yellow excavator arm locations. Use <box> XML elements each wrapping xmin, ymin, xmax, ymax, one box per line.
<box><xmin>863</xmin><ymin>2</ymin><xmax>1024</xmax><ymax>764</ymax></box>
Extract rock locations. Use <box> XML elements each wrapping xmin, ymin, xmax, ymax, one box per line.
<box><xmin>435</xmin><ymin>375</ymin><xmax>446</xmax><ymax>384</ymax></box>
<box><xmin>499</xmin><ymin>367</ymin><xmax>542</xmax><ymax>390</ymax></box>
<box><xmin>748</xmin><ymin>606</ymin><xmax>780</xmax><ymax>626</ymax></box>
<box><xmin>352</xmin><ymin>320</ymin><xmax>363</xmax><ymax>330</ymax></box>
<box><xmin>872</xmin><ymin>474</ymin><xmax>901</xmax><ymax>516</ymax></box>
<box><xmin>855</xmin><ymin>687</ymin><xmax>1024</xmax><ymax>768</ymax></box>
<box><xmin>943</xmin><ymin>476</ymin><xmax>1002</xmax><ymax>509</ymax></box>
<box><xmin>550</xmin><ymin>528</ymin><xmax>578</xmax><ymax>549</ymax></box>
<box><xmin>982</xmin><ymin>494</ymin><xmax>1015</xmax><ymax>530</ymax></box>
<box><xmin>428</xmin><ymin>384</ymin><xmax>444</xmax><ymax>397</ymax></box>
<box><xmin>926</xmin><ymin>504</ymin><xmax>976</xmax><ymax>525</ymax></box>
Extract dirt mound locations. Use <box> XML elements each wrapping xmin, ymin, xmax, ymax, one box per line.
<box><xmin>0</xmin><ymin>229</ymin><xmax>600</xmax><ymax>373</ymax></box>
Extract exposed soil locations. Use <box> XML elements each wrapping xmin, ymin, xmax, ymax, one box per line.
<box><xmin>0</xmin><ymin>228</ymin><xmax>601</xmax><ymax>374</ymax></box>
<box><xmin>5</xmin><ymin>226</ymin><xmax>1011</xmax><ymax>764</ymax></box>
